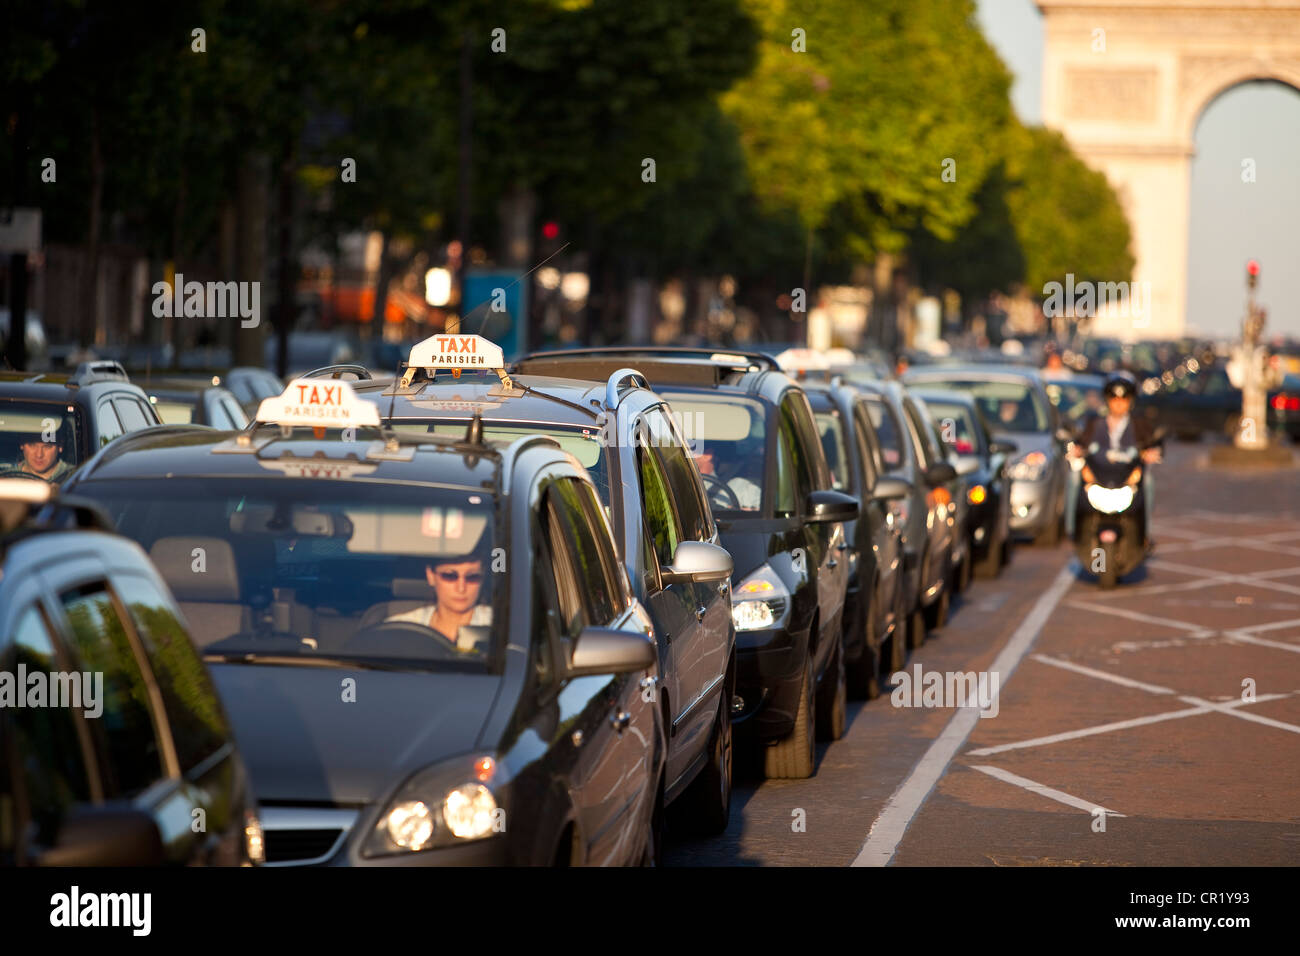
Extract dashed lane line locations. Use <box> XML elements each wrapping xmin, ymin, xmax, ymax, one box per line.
<box><xmin>851</xmin><ymin>562</ymin><xmax>1077</xmax><ymax>867</ymax></box>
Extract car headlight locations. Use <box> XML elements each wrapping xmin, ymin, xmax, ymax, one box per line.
<box><xmin>364</xmin><ymin>755</ymin><xmax>503</xmax><ymax>857</ymax></box>
<box><xmin>244</xmin><ymin>811</ymin><xmax>265</xmax><ymax>865</ymax></box>
<box><xmin>1006</xmin><ymin>451</ymin><xmax>1048</xmax><ymax>482</ymax></box>
<box><xmin>731</xmin><ymin>565</ymin><xmax>791</xmax><ymax>632</ymax></box>
<box><xmin>1085</xmin><ymin>483</ymin><xmax>1135</xmax><ymax>515</ymax></box>
<box><xmin>967</xmin><ymin>484</ymin><xmax>987</xmax><ymax>505</ymax></box>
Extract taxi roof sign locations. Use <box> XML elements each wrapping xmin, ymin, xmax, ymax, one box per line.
<box><xmin>402</xmin><ymin>333</ymin><xmax>513</xmax><ymax>390</ymax></box>
<box><xmin>255</xmin><ymin>379</ymin><xmax>380</xmax><ymax>428</ymax></box>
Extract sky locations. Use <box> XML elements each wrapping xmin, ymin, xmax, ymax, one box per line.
<box><xmin>974</xmin><ymin>0</ymin><xmax>1300</xmax><ymax>339</ymax></box>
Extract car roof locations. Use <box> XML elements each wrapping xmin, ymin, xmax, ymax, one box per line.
<box><xmin>69</xmin><ymin>422</ymin><xmax>553</xmax><ymax>493</ymax></box>
<box><xmin>908</xmin><ymin>386</ymin><xmax>979</xmax><ymax>408</ymax></box>
<box><xmin>511</xmin><ymin>349</ymin><xmax>796</xmax><ymax>403</ymax></box>
<box><xmin>353</xmin><ymin>370</ymin><xmax>664</xmax><ymax>428</ymax></box>
<box><xmin>903</xmin><ymin>364</ymin><xmax>1047</xmax><ymax>386</ymax></box>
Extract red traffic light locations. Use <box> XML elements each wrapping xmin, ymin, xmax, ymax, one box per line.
<box><xmin>1247</xmin><ymin>259</ymin><xmax>1260</xmax><ymax>277</ymax></box>
<box><xmin>542</xmin><ymin>221</ymin><xmax>560</xmax><ymax>240</ymax></box>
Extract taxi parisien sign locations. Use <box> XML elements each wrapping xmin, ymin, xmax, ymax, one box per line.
<box><xmin>256</xmin><ymin>380</ymin><xmax>381</xmax><ymax>428</ymax></box>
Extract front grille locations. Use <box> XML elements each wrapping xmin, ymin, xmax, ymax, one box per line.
<box><xmin>264</xmin><ymin>828</ymin><xmax>344</xmax><ymax>864</ymax></box>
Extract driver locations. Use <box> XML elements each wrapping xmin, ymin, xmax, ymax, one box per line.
<box><xmin>1064</xmin><ymin>372</ymin><xmax>1162</xmax><ymax>548</ymax></box>
<box><xmin>693</xmin><ymin>444</ymin><xmax>761</xmax><ymax>510</ymax></box>
<box><xmin>384</xmin><ymin>554</ymin><xmax>492</xmax><ymax>650</ymax></box>
<box><xmin>2</xmin><ymin>422</ymin><xmax>72</xmax><ymax>484</ymax></box>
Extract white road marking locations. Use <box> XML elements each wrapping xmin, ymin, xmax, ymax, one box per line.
<box><xmin>969</xmin><ymin>765</ymin><xmax>1125</xmax><ymax>817</ymax></box>
<box><xmin>1029</xmin><ymin>654</ymin><xmax>1176</xmax><ymax>695</ymax></box>
<box><xmin>851</xmin><ymin>563</ymin><xmax>1077</xmax><ymax>867</ymax></box>
<box><xmin>966</xmin><ymin>694</ymin><xmax>1290</xmax><ymax>756</ymax></box>
<box><xmin>1065</xmin><ymin>599</ymin><xmax>1213</xmax><ymax>634</ymax></box>
<box><xmin>1178</xmin><ymin>695</ymin><xmax>1300</xmax><ymax>734</ymax></box>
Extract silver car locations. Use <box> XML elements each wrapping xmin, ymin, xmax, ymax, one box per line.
<box><xmin>903</xmin><ymin>366</ymin><xmax>1068</xmax><ymax>546</ymax></box>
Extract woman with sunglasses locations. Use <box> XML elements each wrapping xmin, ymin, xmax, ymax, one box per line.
<box><xmin>383</xmin><ymin>555</ymin><xmax>493</xmax><ymax>650</ymax></box>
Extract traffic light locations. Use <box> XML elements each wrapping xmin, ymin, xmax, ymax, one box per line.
<box><xmin>1247</xmin><ymin>259</ymin><xmax>1260</xmax><ymax>291</ymax></box>
<box><xmin>541</xmin><ymin>220</ymin><xmax>560</xmax><ymax>241</ymax></box>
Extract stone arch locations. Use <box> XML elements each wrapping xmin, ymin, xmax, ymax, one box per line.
<box><xmin>1178</xmin><ymin>61</ymin><xmax>1300</xmax><ymax>143</ymax></box>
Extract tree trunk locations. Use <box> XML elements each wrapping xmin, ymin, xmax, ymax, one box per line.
<box><xmin>82</xmin><ymin>110</ymin><xmax>104</xmax><ymax>348</ymax></box>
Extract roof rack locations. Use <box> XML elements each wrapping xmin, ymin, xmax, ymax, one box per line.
<box><xmin>301</xmin><ymin>364</ymin><xmax>373</xmax><ymax>381</ymax></box>
<box><xmin>514</xmin><ymin>346</ymin><xmax>779</xmax><ymax>373</ymax></box>
<box><xmin>604</xmin><ymin>368</ymin><xmax>650</xmax><ymax>410</ymax></box>
<box><xmin>69</xmin><ymin>360</ymin><xmax>129</xmax><ymax>386</ymax></box>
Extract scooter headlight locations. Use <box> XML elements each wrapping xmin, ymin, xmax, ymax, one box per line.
<box><xmin>1085</xmin><ymin>484</ymin><xmax>1135</xmax><ymax>515</ymax></box>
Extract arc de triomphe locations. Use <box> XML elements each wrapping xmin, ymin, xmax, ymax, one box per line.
<box><xmin>1037</xmin><ymin>0</ymin><xmax>1300</xmax><ymax>340</ymax></box>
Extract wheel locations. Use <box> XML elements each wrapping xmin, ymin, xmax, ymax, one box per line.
<box><xmin>764</xmin><ymin>658</ymin><xmax>815</xmax><ymax>779</ymax></box>
<box><xmin>678</xmin><ymin>670</ymin><xmax>734</xmax><ymax>835</ymax></box>
<box><xmin>881</xmin><ymin>600</ymin><xmax>905</xmax><ymax>684</ymax></box>
<box><xmin>846</xmin><ymin>590</ymin><xmax>881</xmax><ymax>700</ymax></box>
<box><xmin>639</xmin><ymin>776</ymin><xmax>665</xmax><ymax>866</ymax></box>
<box><xmin>924</xmin><ymin>586</ymin><xmax>950</xmax><ymax>632</ymax></box>
<box><xmin>976</xmin><ymin>536</ymin><xmax>1003</xmax><ymax>579</ymax></box>
<box><xmin>816</xmin><ymin>636</ymin><xmax>847</xmax><ymax>741</ymax></box>
<box><xmin>907</xmin><ymin>604</ymin><xmax>927</xmax><ymax>650</ymax></box>
<box><xmin>1098</xmin><ymin>545</ymin><xmax>1119</xmax><ymax>590</ymax></box>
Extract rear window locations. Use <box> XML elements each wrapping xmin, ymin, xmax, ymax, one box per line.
<box><xmin>916</xmin><ymin>379</ymin><xmax>1048</xmax><ymax>433</ymax></box>
<box><xmin>924</xmin><ymin>402</ymin><xmax>979</xmax><ymax>455</ymax></box>
<box><xmin>0</xmin><ymin>399</ymin><xmax>83</xmax><ymax>479</ymax></box>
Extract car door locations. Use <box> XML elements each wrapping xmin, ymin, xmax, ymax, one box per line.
<box><xmin>645</xmin><ymin>407</ymin><xmax>727</xmax><ymax>785</ymax></box>
<box><xmin>781</xmin><ymin>391</ymin><xmax>843</xmax><ymax>667</ymax></box>
<box><xmin>538</xmin><ymin>478</ymin><xmax>651</xmax><ymax>865</ymax></box>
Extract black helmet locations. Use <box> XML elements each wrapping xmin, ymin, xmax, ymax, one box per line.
<box><xmin>1103</xmin><ymin>371</ymin><xmax>1137</xmax><ymax>399</ymax></box>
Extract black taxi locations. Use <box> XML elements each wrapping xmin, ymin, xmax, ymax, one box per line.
<box><xmin>63</xmin><ymin>378</ymin><xmax>665</xmax><ymax>865</ymax></box>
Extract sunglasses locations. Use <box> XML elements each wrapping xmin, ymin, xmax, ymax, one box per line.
<box><xmin>435</xmin><ymin>569</ymin><xmax>484</xmax><ymax>584</ymax></box>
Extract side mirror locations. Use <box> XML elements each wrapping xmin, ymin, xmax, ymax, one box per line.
<box><xmin>806</xmin><ymin>489</ymin><xmax>859</xmax><ymax>524</ymax></box>
<box><xmin>567</xmin><ymin>627</ymin><xmax>657</xmax><ymax>678</ymax></box>
<box><xmin>988</xmin><ymin>439</ymin><xmax>1018</xmax><ymax>456</ymax></box>
<box><xmin>661</xmin><ymin>540</ymin><xmax>733</xmax><ymax>585</ymax></box>
<box><xmin>871</xmin><ymin>477</ymin><xmax>911</xmax><ymax>502</ymax></box>
<box><xmin>35</xmin><ymin>806</ymin><xmax>167</xmax><ymax>867</ymax></box>
<box><xmin>954</xmin><ymin>455</ymin><xmax>980</xmax><ymax>477</ymax></box>
<box><xmin>924</xmin><ymin>462</ymin><xmax>957</xmax><ymax>486</ymax></box>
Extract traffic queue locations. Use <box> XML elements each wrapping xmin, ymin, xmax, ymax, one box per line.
<box><xmin>1</xmin><ymin>333</ymin><xmax>1094</xmax><ymax>867</ymax></box>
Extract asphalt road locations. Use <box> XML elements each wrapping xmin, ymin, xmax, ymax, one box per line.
<box><xmin>664</xmin><ymin>441</ymin><xmax>1300</xmax><ymax>866</ymax></box>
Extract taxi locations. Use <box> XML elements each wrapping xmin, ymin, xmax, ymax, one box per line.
<box><xmin>62</xmin><ymin>377</ymin><xmax>665</xmax><ymax>866</ymax></box>
<box><xmin>350</xmin><ymin>334</ymin><xmax>737</xmax><ymax>835</ymax></box>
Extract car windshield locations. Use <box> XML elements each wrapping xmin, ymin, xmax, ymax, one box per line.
<box><xmin>388</xmin><ymin>421</ymin><xmax>608</xmax><ymax>503</ymax></box>
<box><xmin>81</xmin><ymin>478</ymin><xmax>504</xmax><ymax>670</ymax></box>
<box><xmin>924</xmin><ymin>402</ymin><xmax>980</xmax><ymax>455</ymax></box>
<box><xmin>814</xmin><ymin>410</ymin><xmax>850</xmax><ymax>491</ymax></box>
<box><xmin>864</xmin><ymin>396</ymin><xmax>906</xmax><ymax>472</ymax></box>
<box><xmin>0</xmin><ymin>399</ymin><xmax>83</xmax><ymax>482</ymax></box>
<box><xmin>918</xmin><ymin>379</ymin><xmax>1048</xmax><ymax>433</ymax></box>
<box><xmin>657</xmin><ymin>394</ymin><xmax>768</xmax><ymax>514</ymax></box>
<box><xmin>1046</xmin><ymin>380</ymin><xmax>1103</xmax><ymax>423</ymax></box>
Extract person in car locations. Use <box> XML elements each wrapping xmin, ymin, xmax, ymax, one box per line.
<box><xmin>382</xmin><ymin>554</ymin><xmax>493</xmax><ymax>650</ymax></box>
<box><xmin>693</xmin><ymin>446</ymin><xmax>761</xmax><ymax>511</ymax></box>
<box><xmin>1</xmin><ymin>426</ymin><xmax>72</xmax><ymax>483</ymax></box>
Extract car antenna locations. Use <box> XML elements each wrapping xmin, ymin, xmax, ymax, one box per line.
<box><xmin>464</xmin><ymin>242</ymin><xmax>570</xmax><ymax>337</ymax></box>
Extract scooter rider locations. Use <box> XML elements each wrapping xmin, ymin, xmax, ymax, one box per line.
<box><xmin>1064</xmin><ymin>372</ymin><xmax>1163</xmax><ymax>548</ymax></box>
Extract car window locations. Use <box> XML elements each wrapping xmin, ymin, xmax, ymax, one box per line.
<box><xmin>58</xmin><ymin>582</ymin><xmax>166</xmax><ymax>797</ymax></box>
<box><xmin>902</xmin><ymin>399</ymin><xmax>937</xmax><ymax>469</ymax></box>
<box><xmin>788</xmin><ymin>392</ymin><xmax>831</xmax><ymax>491</ymax></box>
<box><xmin>545</xmin><ymin>479</ymin><xmax>621</xmax><ymax>628</ymax></box>
<box><xmin>646</xmin><ymin>407</ymin><xmax>712</xmax><ymax>542</ymax></box>
<box><xmin>852</xmin><ymin>408</ymin><xmax>878</xmax><ymax>491</ymax></box>
<box><xmin>636</xmin><ymin>439</ymin><xmax>681</xmax><ymax>571</ymax></box>
<box><xmin>227</xmin><ymin>378</ymin><xmax>255</xmax><ymax>404</ymax></box>
<box><xmin>815</xmin><ymin>410</ymin><xmax>850</xmax><ymax>492</ymax></box>
<box><xmin>926</xmin><ymin>402</ymin><xmax>980</xmax><ymax>455</ymax></box>
<box><xmin>774</xmin><ymin>415</ymin><xmax>797</xmax><ymax>517</ymax></box>
<box><xmin>114</xmin><ymin>573</ymin><xmax>230</xmax><ymax>773</ymax></box>
<box><xmin>661</xmin><ymin>393</ymin><xmax>766</xmax><ymax>514</ymax></box>
<box><xmin>113</xmin><ymin>397</ymin><xmax>153</xmax><ymax>432</ymax></box>
<box><xmin>9</xmin><ymin>605</ymin><xmax>97</xmax><ymax>848</ymax></box>
<box><xmin>0</xmin><ymin>400</ymin><xmax>83</xmax><ymax>474</ymax></box>
<box><xmin>779</xmin><ymin>395</ymin><xmax>815</xmax><ymax>505</ymax></box>
<box><xmin>918</xmin><ymin>379</ymin><xmax>1049</xmax><ymax>432</ymax></box>
<box><xmin>541</xmin><ymin>490</ymin><xmax>588</xmax><ymax>639</ymax></box>
<box><xmin>573</xmin><ymin>478</ymin><xmax>626</xmax><ymax>621</ymax></box>
<box><xmin>95</xmin><ymin>401</ymin><xmax>124</xmax><ymax>447</ymax></box>
<box><xmin>865</xmin><ymin>397</ymin><xmax>906</xmax><ymax>473</ymax></box>
<box><xmin>220</xmin><ymin>395</ymin><xmax>249</xmax><ymax>428</ymax></box>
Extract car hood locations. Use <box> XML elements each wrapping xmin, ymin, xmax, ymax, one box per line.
<box><xmin>210</xmin><ymin>663</ymin><xmax>503</xmax><ymax>804</ymax></box>
<box><xmin>715</xmin><ymin>516</ymin><xmax>796</xmax><ymax>580</ymax></box>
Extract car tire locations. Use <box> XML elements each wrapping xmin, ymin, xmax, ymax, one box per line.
<box><xmin>881</xmin><ymin>605</ymin><xmax>905</xmax><ymax>684</ymax></box>
<box><xmin>816</xmin><ymin>636</ymin><xmax>848</xmax><ymax>742</ymax></box>
<box><xmin>976</xmin><ymin>538</ymin><xmax>1003</xmax><ymax>579</ymax></box>
<box><xmin>907</xmin><ymin>603</ymin><xmax>927</xmax><ymax>650</ymax></box>
<box><xmin>847</xmin><ymin>595</ymin><xmax>882</xmax><ymax>701</ymax></box>
<box><xmin>679</xmin><ymin>670</ymin><xmax>734</xmax><ymax>835</ymax></box>
<box><xmin>924</xmin><ymin>586</ymin><xmax>950</xmax><ymax>631</ymax></box>
<box><xmin>764</xmin><ymin>658</ymin><xmax>815</xmax><ymax>779</ymax></box>
<box><xmin>639</xmin><ymin>775</ymin><xmax>666</xmax><ymax>867</ymax></box>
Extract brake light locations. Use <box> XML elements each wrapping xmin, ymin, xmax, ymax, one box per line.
<box><xmin>1271</xmin><ymin>395</ymin><xmax>1300</xmax><ymax>411</ymax></box>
